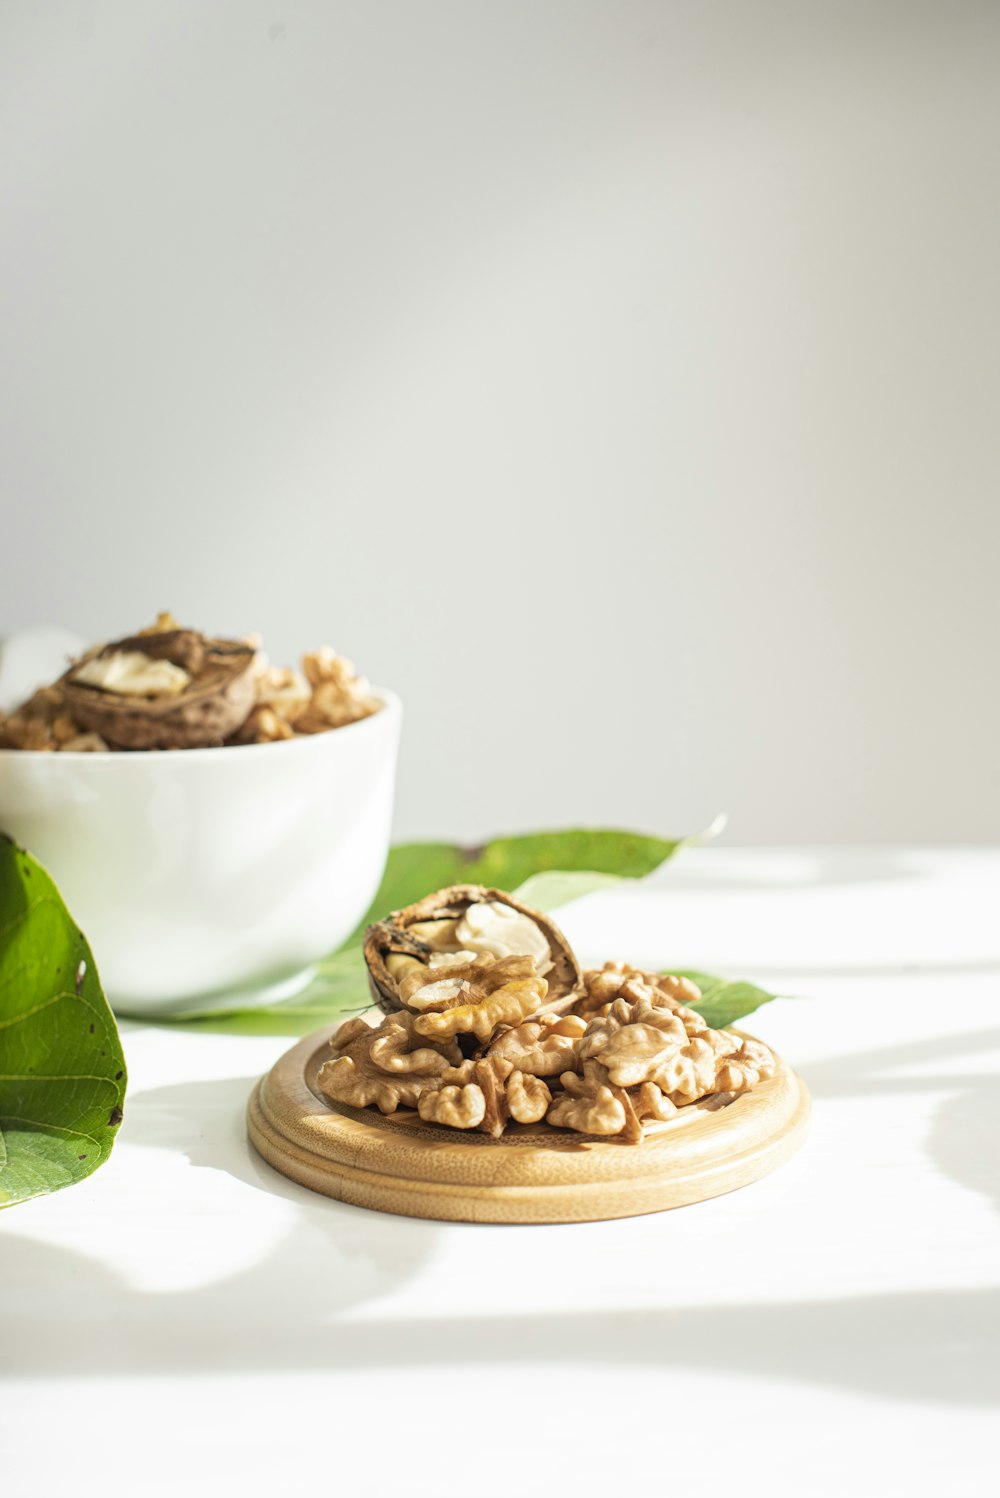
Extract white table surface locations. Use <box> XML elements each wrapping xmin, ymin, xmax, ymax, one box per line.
<box><xmin>2</xmin><ymin>846</ymin><xmax>998</xmax><ymax>1497</ymax></box>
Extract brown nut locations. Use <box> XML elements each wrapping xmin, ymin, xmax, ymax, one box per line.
<box><xmin>417</xmin><ymin>1084</ymin><xmax>487</xmax><ymax>1130</ymax></box>
<box><xmin>506</xmin><ymin>1070</ymin><xmax>552</xmax><ymax>1124</ymax></box>
<box><xmin>573</xmin><ymin>964</ymin><xmax>703</xmax><ymax>1021</ymax></box>
<box><xmin>363</xmin><ymin>884</ymin><xmax>582</xmax><ymax>1018</ymax></box>
<box><xmin>61</xmin><ymin>625</ymin><xmax>257</xmax><ymax>750</ymax></box>
<box><xmin>486</xmin><ymin>1017</ymin><xmax>583</xmax><ymax>1078</ymax></box>
<box><xmin>316</xmin><ymin>1013</ymin><xmax>462</xmax><ymax>1114</ymax></box>
<box><xmin>412</xmin><ymin>964</ymin><xmax>549</xmax><ymax>1044</ymax></box>
<box><xmin>546</xmin><ymin>1061</ymin><xmax>642</xmax><ymax>1142</ymax></box>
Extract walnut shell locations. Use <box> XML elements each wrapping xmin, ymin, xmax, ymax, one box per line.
<box><xmin>363</xmin><ymin>884</ymin><xmax>583</xmax><ymax>1018</ymax></box>
<box><xmin>60</xmin><ymin>629</ymin><xmax>257</xmax><ymax>750</ymax></box>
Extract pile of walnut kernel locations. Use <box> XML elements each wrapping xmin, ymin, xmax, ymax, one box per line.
<box><xmin>318</xmin><ymin>959</ymin><xmax>776</xmax><ymax>1145</ymax></box>
<box><xmin>0</xmin><ymin>612</ymin><xmax>381</xmax><ymax>751</ymax></box>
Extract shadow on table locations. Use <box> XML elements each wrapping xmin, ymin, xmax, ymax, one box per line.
<box><xmin>1</xmin><ymin>1213</ymin><xmax>996</xmax><ymax>1407</ymax></box>
<box><xmin>2</xmin><ymin>1037</ymin><xmax>997</xmax><ymax>1406</ymax></box>
<box><xmin>0</xmin><ymin>1073</ymin><xmax>444</xmax><ymax>1379</ymax></box>
<box><xmin>801</xmin><ymin>1027</ymin><xmax>1000</xmax><ymax>1216</ymax></box>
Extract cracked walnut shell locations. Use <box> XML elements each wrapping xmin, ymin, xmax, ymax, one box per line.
<box><xmin>61</xmin><ymin>628</ymin><xmax>257</xmax><ymax>750</ymax></box>
<box><xmin>363</xmin><ymin>884</ymin><xmax>582</xmax><ymax>1018</ymax></box>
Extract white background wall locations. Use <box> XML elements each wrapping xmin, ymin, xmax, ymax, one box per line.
<box><xmin>2</xmin><ymin>1</ymin><xmax>997</xmax><ymax>845</ymax></box>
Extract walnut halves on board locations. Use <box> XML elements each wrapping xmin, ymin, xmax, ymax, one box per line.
<box><xmin>316</xmin><ymin>948</ymin><xmax>777</xmax><ymax>1145</ymax></box>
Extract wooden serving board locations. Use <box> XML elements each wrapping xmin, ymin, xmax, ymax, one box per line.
<box><xmin>248</xmin><ymin>1023</ymin><xmax>810</xmax><ymax>1224</ymax></box>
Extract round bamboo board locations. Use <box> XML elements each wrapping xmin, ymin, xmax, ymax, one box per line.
<box><xmin>248</xmin><ymin>1022</ymin><xmax>810</xmax><ymax>1224</ymax></box>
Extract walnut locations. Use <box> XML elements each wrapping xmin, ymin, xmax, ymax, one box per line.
<box><xmin>486</xmin><ymin>1016</ymin><xmax>583</xmax><ymax>1077</ymax></box>
<box><xmin>574</xmin><ymin>963</ymin><xmax>702</xmax><ymax>1021</ymax></box>
<box><xmin>315</xmin><ymin>938</ymin><xmax>775</xmax><ymax>1141</ymax></box>
<box><xmin>139</xmin><ymin>612</ymin><xmax>182</xmax><ymax>634</ymax></box>
<box><xmin>537</xmin><ymin>1013</ymin><xmax>588</xmax><ymax>1038</ymax></box>
<box><xmin>297</xmin><ymin>647</ymin><xmax>380</xmax><ymax>732</ymax></box>
<box><xmin>573</xmin><ymin>961</ymin><xmax>647</xmax><ymax>1016</ymax></box>
<box><xmin>414</xmin><ymin>978</ymin><xmax>547</xmax><ymax>1044</ymax></box>
<box><xmin>411</xmin><ymin>956</ymin><xmax>548</xmax><ymax>1043</ymax></box>
<box><xmin>472</xmin><ymin>1055</ymin><xmax>510</xmax><ymax>1137</ymax></box>
<box><xmin>363</xmin><ymin>884</ymin><xmax>582</xmax><ymax>1018</ymax></box>
<box><xmin>61</xmin><ymin>628</ymin><xmax>258</xmax><ymax>750</ymax></box>
<box><xmin>232</xmin><ymin>658</ymin><xmax>311</xmax><ymax>743</ymax></box>
<box><xmin>645</xmin><ymin>1034</ymin><xmax>737</xmax><ymax>1105</ymax></box>
<box><xmin>253</xmin><ymin>660</ymin><xmax>311</xmax><ymax>724</ymax></box>
<box><xmin>412</xmin><ymin>1054</ymin><xmax>550</xmax><ymax>1134</ymax></box>
<box><xmin>656</xmin><ymin>972</ymin><xmax>703</xmax><ymax>1009</ymax></box>
<box><xmin>506</xmin><ymin>1069</ymin><xmax>552</xmax><ymax>1124</ymax></box>
<box><xmin>60</xmin><ymin>732</ymin><xmax>109</xmax><ymax>752</ymax></box>
<box><xmin>50</xmin><ymin>712</ymin><xmax>80</xmax><ymax>745</ymax></box>
<box><xmin>414</xmin><ymin>1056</ymin><xmax>504</xmax><ymax>1136</ymax></box>
<box><xmin>230</xmin><ymin>705</ymin><xmax>296</xmax><ymax>744</ymax></box>
<box><xmin>417</xmin><ymin>1083</ymin><xmax>486</xmax><ymax>1130</ymax></box>
<box><xmin>408</xmin><ymin>1052</ymin><xmax>552</xmax><ymax>1134</ymax></box>
<box><xmin>577</xmin><ymin>1001</ymin><xmax>692</xmax><ymax>1083</ymax></box>
<box><xmin>1</xmin><ymin>622</ymin><xmax>383</xmax><ymax>753</ymax></box>
<box><xmin>629</xmin><ymin>1081</ymin><xmax>678</xmax><ymax>1123</ymax></box>
<box><xmin>578</xmin><ymin>995</ymin><xmax>775</xmax><ymax>1107</ymax></box>
<box><xmin>398</xmin><ymin>952</ymin><xmax>498</xmax><ymax>1011</ymax></box>
<box><xmin>316</xmin><ymin>1013</ymin><xmax>461</xmax><ymax>1114</ymax></box>
<box><xmin>0</xmin><ymin>686</ymin><xmax>75</xmax><ymax>750</ymax></box>
<box><xmin>546</xmin><ymin>1061</ymin><xmax>642</xmax><ymax>1142</ymax></box>
<box><xmin>591</xmin><ymin>994</ymin><xmax>705</xmax><ymax>1039</ymax></box>
<box><xmin>712</xmin><ymin>1036</ymin><xmax>776</xmax><ymax>1094</ymax></box>
<box><xmin>368</xmin><ymin>1012</ymin><xmax>463</xmax><ymax>1074</ymax></box>
<box><xmin>318</xmin><ymin>1051</ymin><xmax>426</xmax><ymax>1114</ymax></box>
<box><xmin>0</xmin><ymin>715</ymin><xmax>52</xmax><ymax>750</ymax></box>
<box><xmin>302</xmin><ymin>645</ymin><xmax>356</xmax><ymax>692</ymax></box>
<box><xmin>329</xmin><ymin>1016</ymin><xmax>380</xmax><ymax>1053</ymax></box>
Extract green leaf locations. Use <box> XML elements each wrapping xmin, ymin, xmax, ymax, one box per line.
<box><xmin>511</xmin><ymin>869</ymin><xmax>628</xmax><ymax>911</ymax></box>
<box><xmin>164</xmin><ymin>827</ymin><xmax>685</xmax><ymax>1032</ymax></box>
<box><xmin>510</xmin><ymin>816</ymin><xmax>729</xmax><ymax>912</ymax></box>
<box><xmin>677</xmin><ymin>971</ymin><xmax>779</xmax><ymax>1029</ymax></box>
<box><xmin>0</xmin><ymin>836</ymin><xmax>127</xmax><ymax>1209</ymax></box>
<box><xmin>347</xmin><ymin>828</ymin><xmax>684</xmax><ymax>944</ymax></box>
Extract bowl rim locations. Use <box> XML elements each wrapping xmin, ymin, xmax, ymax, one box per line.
<box><xmin>0</xmin><ymin>686</ymin><xmax>402</xmax><ymax>764</ymax></box>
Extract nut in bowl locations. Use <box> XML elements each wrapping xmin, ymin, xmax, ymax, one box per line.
<box><xmin>0</xmin><ymin>617</ymin><xmax>402</xmax><ymax>1016</ymax></box>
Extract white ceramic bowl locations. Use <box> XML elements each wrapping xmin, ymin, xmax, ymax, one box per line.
<box><xmin>0</xmin><ymin>631</ymin><xmax>401</xmax><ymax>1016</ymax></box>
